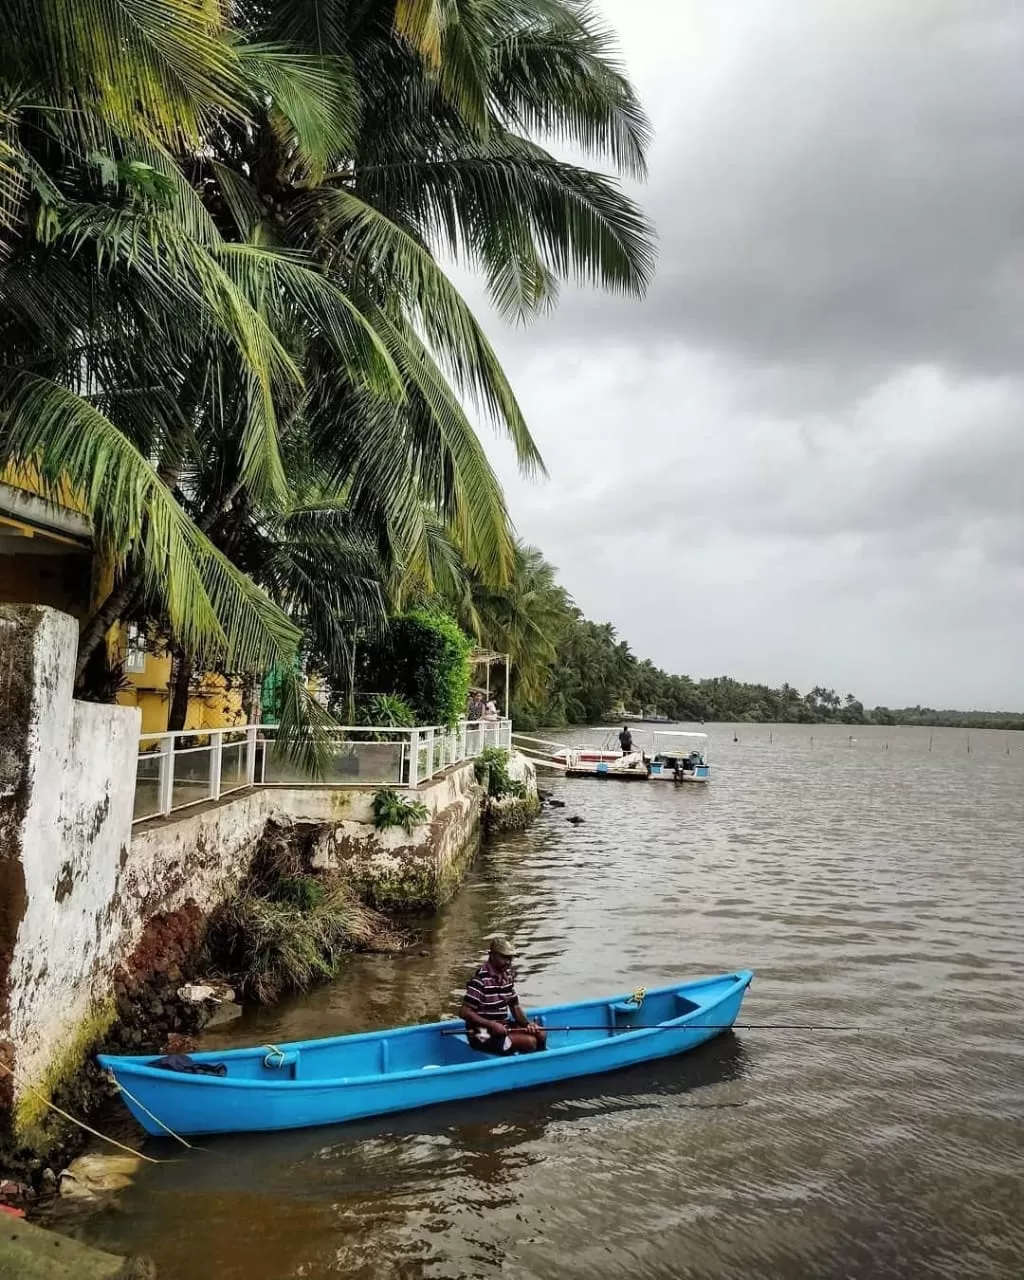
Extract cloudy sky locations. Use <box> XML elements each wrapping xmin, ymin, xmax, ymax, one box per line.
<box><xmin>466</xmin><ymin>0</ymin><xmax>1024</xmax><ymax>710</ymax></box>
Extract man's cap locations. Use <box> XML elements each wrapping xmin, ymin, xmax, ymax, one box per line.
<box><xmin>489</xmin><ymin>935</ymin><xmax>517</xmax><ymax>958</ymax></box>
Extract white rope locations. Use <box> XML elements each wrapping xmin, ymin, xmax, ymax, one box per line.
<box><xmin>0</xmin><ymin>1061</ymin><xmax>168</xmax><ymax>1165</ymax></box>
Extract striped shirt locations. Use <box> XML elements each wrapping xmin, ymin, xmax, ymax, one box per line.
<box><xmin>464</xmin><ymin>962</ymin><xmax>518</xmax><ymax>1028</ymax></box>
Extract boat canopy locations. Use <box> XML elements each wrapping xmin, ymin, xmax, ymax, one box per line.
<box><xmin>653</xmin><ymin>731</ymin><xmax>709</xmax><ymax>758</ymax></box>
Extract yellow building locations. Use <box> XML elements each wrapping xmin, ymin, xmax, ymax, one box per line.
<box><xmin>0</xmin><ymin>466</ymin><xmax>245</xmax><ymax>735</ymax></box>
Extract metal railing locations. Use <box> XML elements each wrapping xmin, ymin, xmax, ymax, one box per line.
<box><xmin>133</xmin><ymin>718</ymin><xmax>513</xmax><ymax>824</ymax></box>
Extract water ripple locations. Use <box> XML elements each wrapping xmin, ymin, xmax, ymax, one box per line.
<box><xmin>75</xmin><ymin>724</ymin><xmax>1024</xmax><ymax>1279</ymax></box>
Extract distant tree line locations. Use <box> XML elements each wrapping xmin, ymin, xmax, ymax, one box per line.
<box><xmin>466</xmin><ymin>549</ymin><xmax>1024</xmax><ymax>732</ymax></box>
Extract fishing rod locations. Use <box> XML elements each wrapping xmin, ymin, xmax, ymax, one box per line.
<box><xmin>441</xmin><ymin>1022</ymin><xmax>859</xmax><ymax>1035</ymax></box>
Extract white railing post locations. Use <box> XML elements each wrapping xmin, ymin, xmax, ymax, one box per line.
<box><xmin>460</xmin><ymin>720</ymin><xmax>468</xmax><ymax>762</ymax></box>
<box><xmin>408</xmin><ymin>728</ymin><xmax>420</xmax><ymax>789</ymax></box>
<box><xmin>246</xmin><ymin>725</ymin><xmax>258</xmax><ymax>785</ymax></box>
<box><xmin>425</xmin><ymin>727</ymin><xmax>435</xmax><ymax>779</ymax></box>
<box><xmin>157</xmin><ymin>736</ymin><xmax>175</xmax><ymax>817</ymax></box>
<box><xmin>210</xmin><ymin>730</ymin><xmax>223</xmax><ymax>801</ymax></box>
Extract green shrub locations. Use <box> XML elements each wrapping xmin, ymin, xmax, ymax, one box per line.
<box><xmin>372</xmin><ymin>787</ymin><xmax>430</xmax><ymax>834</ymax></box>
<box><xmin>272</xmin><ymin>875</ymin><xmax>326</xmax><ymax>911</ymax></box>
<box><xmin>358</xmin><ymin>692</ymin><xmax>417</xmax><ymax>728</ymax></box>
<box><xmin>206</xmin><ymin>881</ymin><xmax>397</xmax><ymax>1002</ymax></box>
<box><xmin>474</xmin><ymin>746</ymin><xmax>526</xmax><ymax>800</ymax></box>
<box><xmin>358</xmin><ymin>609</ymin><xmax>471</xmax><ymax>726</ymax></box>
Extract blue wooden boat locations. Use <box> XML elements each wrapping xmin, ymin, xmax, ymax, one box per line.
<box><xmin>98</xmin><ymin>970</ymin><xmax>753</xmax><ymax>1136</ymax></box>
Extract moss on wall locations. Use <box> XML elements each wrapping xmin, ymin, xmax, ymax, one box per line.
<box><xmin>485</xmin><ymin>793</ymin><xmax>541</xmax><ymax>834</ymax></box>
<box><xmin>12</xmin><ymin>998</ymin><xmax>116</xmax><ymax>1153</ymax></box>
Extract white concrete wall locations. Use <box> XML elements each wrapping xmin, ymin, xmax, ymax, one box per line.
<box><xmin>1</xmin><ymin>607</ymin><xmax>139</xmax><ymax>1095</ymax></box>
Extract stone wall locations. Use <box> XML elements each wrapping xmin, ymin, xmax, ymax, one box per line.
<box><xmin>307</xmin><ymin>762</ymin><xmax>484</xmax><ymax>907</ymax></box>
<box><xmin>485</xmin><ymin>750</ymin><xmax>541</xmax><ymax>832</ymax></box>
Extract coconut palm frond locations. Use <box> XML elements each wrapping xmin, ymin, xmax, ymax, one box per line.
<box><xmin>0</xmin><ymin>0</ymin><xmax>244</xmax><ymax>145</ymax></box>
<box><xmin>239</xmin><ymin>43</ymin><xmax>361</xmax><ymax>180</ymax></box>
<box><xmin>0</xmin><ymin>373</ymin><xmax>301</xmax><ymax>671</ymax></box>
<box><xmin>488</xmin><ymin>0</ymin><xmax>651</xmax><ymax>179</ymax></box>
<box><xmin>290</xmin><ymin>187</ymin><xmax>541</xmax><ymax>470</ymax></box>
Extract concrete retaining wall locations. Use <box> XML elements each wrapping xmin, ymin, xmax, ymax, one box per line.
<box><xmin>0</xmin><ymin>606</ymin><xmax>139</xmax><ymax>1123</ymax></box>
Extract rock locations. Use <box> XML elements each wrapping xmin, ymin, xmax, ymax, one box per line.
<box><xmin>146</xmin><ymin>998</ymin><xmax>164</xmax><ymax>1018</ymax></box>
<box><xmin>59</xmin><ymin>1153</ymin><xmax>143</xmax><ymax>1202</ymax></box>
<box><xmin>178</xmin><ymin>981</ymin><xmax>235</xmax><ymax>1005</ymax></box>
<box><xmin>0</xmin><ymin>1178</ymin><xmax>32</xmax><ymax>1203</ymax></box>
<box><xmin>567</xmin><ymin>815</ymin><xmax>585</xmax><ymax>825</ymax></box>
<box><xmin>177</xmin><ymin>983</ymin><xmax>215</xmax><ymax>1003</ymax></box>
<box><xmin>0</xmin><ymin>1216</ymin><xmax>154</xmax><ymax>1278</ymax></box>
<box><xmin>204</xmin><ymin>1001</ymin><xmax>243</xmax><ymax>1029</ymax></box>
<box><xmin>548</xmin><ymin>799</ymin><xmax>566</xmax><ymax>808</ymax></box>
<box><xmin>38</xmin><ymin>1169</ymin><xmax>58</xmax><ymax>1195</ymax></box>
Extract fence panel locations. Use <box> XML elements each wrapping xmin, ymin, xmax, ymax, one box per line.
<box><xmin>132</xmin><ymin>720</ymin><xmax>513</xmax><ymax>823</ymax></box>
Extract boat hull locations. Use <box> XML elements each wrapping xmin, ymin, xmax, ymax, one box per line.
<box><xmin>648</xmin><ymin>763</ymin><xmax>711</xmax><ymax>783</ymax></box>
<box><xmin>98</xmin><ymin>971</ymin><xmax>752</xmax><ymax>1136</ymax></box>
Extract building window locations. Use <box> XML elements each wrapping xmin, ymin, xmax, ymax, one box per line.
<box><xmin>125</xmin><ymin>624</ymin><xmax>147</xmax><ymax>674</ymax></box>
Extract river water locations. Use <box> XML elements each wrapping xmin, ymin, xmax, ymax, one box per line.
<box><xmin>75</xmin><ymin>723</ymin><xmax>1022</xmax><ymax>1279</ymax></box>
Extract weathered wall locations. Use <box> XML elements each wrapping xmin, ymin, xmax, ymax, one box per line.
<box><xmin>0</xmin><ymin>606</ymin><xmax>139</xmax><ymax>1127</ymax></box>
<box><xmin>1</xmin><ymin>608</ymin><xmax>531</xmax><ymax>1150</ymax></box>
<box><xmin>128</xmin><ymin>763</ymin><xmax>486</xmax><ymax>914</ymax></box>
<box><xmin>306</xmin><ymin>762</ymin><xmax>484</xmax><ymax>907</ymax></box>
<box><xmin>486</xmin><ymin>751</ymin><xmax>541</xmax><ymax>832</ymax></box>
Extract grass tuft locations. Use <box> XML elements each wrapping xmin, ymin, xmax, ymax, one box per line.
<box><xmin>206</xmin><ymin>876</ymin><xmax>401</xmax><ymax>1002</ymax></box>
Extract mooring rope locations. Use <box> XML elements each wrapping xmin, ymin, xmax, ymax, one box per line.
<box><xmin>0</xmin><ymin>1061</ymin><xmax>169</xmax><ymax>1165</ymax></box>
<box><xmin>106</xmin><ymin>1075</ymin><xmax>195</xmax><ymax>1150</ymax></box>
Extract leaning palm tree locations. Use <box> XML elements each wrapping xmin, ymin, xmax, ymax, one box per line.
<box><xmin>1</xmin><ymin>0</ymin><xmax>655</xmax><ymax>735</ymax></box>
<box><xmin>0</xmin><ymin>2</ymin><xmax>385</xmax><ymax>690</ymax></box>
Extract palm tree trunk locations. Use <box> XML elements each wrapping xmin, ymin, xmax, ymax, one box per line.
<box><xmin>167</xmin><ymin>645</ymin><xmax>194</xmax><ymax>735</ymax></box>
<box><xmin>74</xmin><ymin>575</ymin><xmax>143</xmax><ymax>686</ymax></box>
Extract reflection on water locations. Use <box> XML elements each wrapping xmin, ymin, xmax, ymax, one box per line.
<box><xmin>74</xmin><ymin>724</ymin><xmax>1023</xmax><ymax>1278</ymax></box>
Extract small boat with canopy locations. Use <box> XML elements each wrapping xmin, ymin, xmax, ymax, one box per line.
<box><xmin>648</xmin><ymin>731</ymin><xmax>711</xmax><ymax>783</ymax></box>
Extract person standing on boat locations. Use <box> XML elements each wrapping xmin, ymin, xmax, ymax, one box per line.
<box><xmin>461</xmin><ymin>937</ymin><xmax>547</xmax><ymax>1055</ymax></box>
<box><xmin>618</xmin><ymin>725</ymin><xmax>633</xmax><ymax>755</ymax></box>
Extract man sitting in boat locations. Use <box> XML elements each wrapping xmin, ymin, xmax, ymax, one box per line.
<box><xmin>461</xmin><ymin>937</ymin><xmax>547</xmax><ymax>1055</ymax></box>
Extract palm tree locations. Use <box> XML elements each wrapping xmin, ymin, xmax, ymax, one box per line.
<box><xmin>456</xmin><ymin>544</ymin><xmax>572</xmax><ymax>702</ymax></box>
<box><xmin>1</xmin><ymin>0</ymin><xmax>654</xmax><ymax>735</ymax></box>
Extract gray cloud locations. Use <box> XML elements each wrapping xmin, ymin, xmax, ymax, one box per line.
<box><xmin>469</xmin><ymin>0</ymin><xmax>1024</xmax><ymax>709</ymax></box>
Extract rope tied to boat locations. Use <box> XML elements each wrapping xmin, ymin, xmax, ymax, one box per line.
<box><xmin>263</xmin><ymin>1044</ymin><xmax>287</xmax><ymax>1069</ymax></box>
<box><xmin>0</xmin><ymin>1060</ymin><xmax>172</xmax><ymax>1165</ymax></box>
<box><xmin>105</xmin><ymin>1073</ymin><xmax>195</xmax><ymax>1150</ymax></box>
